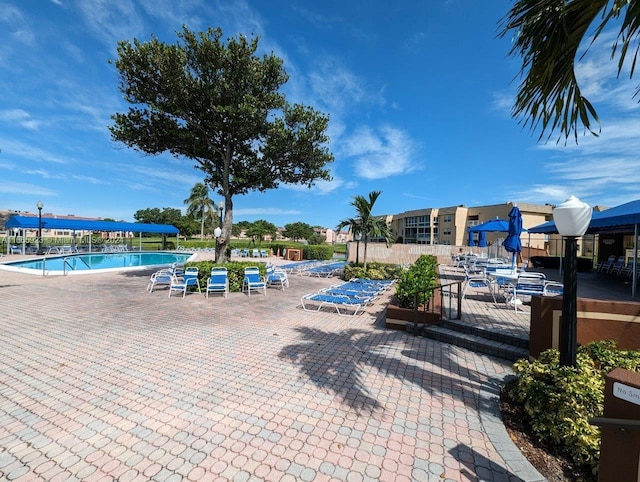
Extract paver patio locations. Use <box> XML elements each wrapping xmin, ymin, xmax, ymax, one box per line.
<box><xmin>0</xmin><ymin>256</ymin><xmax>543</xmax><ymax>481</ymax></box>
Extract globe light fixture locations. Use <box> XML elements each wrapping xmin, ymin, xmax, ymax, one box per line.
<box><xmin>552</xmin><ymin>195</ymin><xmax>592</xmax><ymax>366</ymax></box>
<box><xmin>355</xmin><ymin>232</ymin><xmax>362</xmax><ymax>265</ymax></box>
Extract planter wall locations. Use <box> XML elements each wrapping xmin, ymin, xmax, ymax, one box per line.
<box><xmin>385</xmin><ymin>303</ymin><xmax>440</xmax><ymax>331</ymax></box>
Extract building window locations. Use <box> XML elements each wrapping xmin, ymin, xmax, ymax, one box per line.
<box><xmin>443</xmin><ymin>215</ymin><xmax>452</xmax><ymax>223</ymax></box>
<box><xmin>443</xmin><ymin>228</ymin><xmax>451</xmax><ymax>235</ymax></box>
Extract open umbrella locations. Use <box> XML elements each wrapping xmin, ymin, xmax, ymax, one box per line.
<box><xmin>503</xmin><ymin>206</ymin><xmax>523</xmax><ymax>267</ymax></box>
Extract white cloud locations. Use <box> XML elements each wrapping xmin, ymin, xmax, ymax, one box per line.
<box><xmin>340</xmin><ymin>125</ymin><xmax>419</xmax><ymax>179</ymax></box>
<box><xmin>0</xmin><ymin>109</ymin><xmax>40</xmax><ymax>130</ymax></box>
<box><xmin>234</xmin><ymin>207</ymin><xmax>301</xmax><ymax>216</ymax></box>
<box><xmin>0</xmin><ymin>181</ymin><xmax>57</xmax><ymax>196</ymax></box>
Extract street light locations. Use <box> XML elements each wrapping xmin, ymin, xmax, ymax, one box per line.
<box><xmin>553</xmin><ymin>195</ymin><xmax>592</xmax><ymax>367</ymax></box>
<box><xmin>355</xmin><ymin>233</ymin><xmax>362</xmax><ymax>264</ymax></box>
<box><xmin>36</xmin><ymin>200</ymin><xmax>44</xmax><ymax>255</ymax></box>
<box><xmin>214</xmin><ymin>200</ymin><xmax>224</xmax><ymax>262</ymax></box>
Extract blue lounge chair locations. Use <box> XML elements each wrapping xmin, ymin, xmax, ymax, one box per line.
<box><xmin>243</xmin><ymin>267</ymin><xmax>266</xmax><ymax>296</ymax></box>
<box><xmin>206</xmin><ymin>267</ymin><xmax>229</xmax><ymax>299</ymax></box>
<box><xmin>301</xmin><ymin>293</ymin><xmax>364</xmax><ymax>316</ymax></box>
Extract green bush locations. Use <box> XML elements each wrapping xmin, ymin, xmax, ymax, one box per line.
<box><xmin>184</xmin><ymin>260</ymin><xmax>266</xmax><ymax>293</ymax></box>
<box><xmin>508</xmin><ymin>341</ymin><xmax>640</xmax><ymax>473</ymax></box>
<box><xmin>342</xmin><ymin>262</ymin><xmax>403</xmax><ymax>281</ymax></box>
<box><xmin>394</xmin><ymin>255</ymin><xmax>438</xmax><ymax>309</ymax></box>
<box><xmin>302</xmin><ymin>244</ymin><xmax>334</xmax><ymax>260</ymax></box>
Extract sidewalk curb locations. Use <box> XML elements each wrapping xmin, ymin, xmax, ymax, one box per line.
<box><xmin>479</xmin><ymin>373</ymin><xmax>546</xmax><ymax>482</ymax></box>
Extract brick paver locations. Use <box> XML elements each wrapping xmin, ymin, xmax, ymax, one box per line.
<box><xmin>0</xmin><ymin>255</ymin><xmax>542</xmax><ymax>481</ymax></box>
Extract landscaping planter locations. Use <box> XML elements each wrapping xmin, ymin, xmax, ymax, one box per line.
<box><xmin>385</xmin><ymin>302</ymin><xmax>440</xmax><ymax>331</ymax></box>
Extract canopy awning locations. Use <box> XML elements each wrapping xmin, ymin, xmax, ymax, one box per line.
<box><xmin>5</xmin><ymin>215</ymin><xmax>179</xmax><ymax>234</ymax></box>
<box><xmin>528</xmin><ymin>199</ymin><xmax>640</xmax><ymax>234</ymax></box>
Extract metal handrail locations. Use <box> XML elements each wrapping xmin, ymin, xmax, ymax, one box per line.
<box><xmin>589</xmin><ymin>417</ymin><xmax>640</xmax><ymax>431</ymax></box>
<box><xmin>408</xmin><ymin>280</ymin><xmax>463</xmax><ymax>329</ymax></box>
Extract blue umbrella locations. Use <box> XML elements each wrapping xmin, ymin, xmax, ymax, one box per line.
<box><xmin>478</xmin><ymin>230</ymin><xmax>488</xmax><ymax>247</ymax></box>
<box><xmin>503</xmin><ymin>206</ymin><xmax>523</xmax><ymax>266</ymax></box>
<box><xmin>468</xmin><ymin>233</ymin><xmax>476</xmax><ymax>246</ymax></box>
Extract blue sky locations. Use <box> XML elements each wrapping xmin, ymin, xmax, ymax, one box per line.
<box><xmin>1</xmin><ymin>1</ymin><xmax>639</xmax><ymax>229</ymax></box>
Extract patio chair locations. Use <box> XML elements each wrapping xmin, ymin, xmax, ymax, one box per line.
<box><xmin>598</xmin><ymin>255</ymin><xmax>616</xmax><ymax>273</ymax></box>
<box><xmin>243</xmin><ymin>266</ymin><xmax>266</xmax><ymax>296</ymax></box>
<box><xmin>206</xmin><ymin>267</ymin><xmax>229</xmax><ymax>299</ymax></box>
<box><xmin>147</xmin><ymin>268</ymin><xmax>173</xmax><ymax>293</ymax></box>
<box><xmin>168</xmin><ymin>274</ymin><xmax>190</xmax><ymax>298</ymax></box>
<box><xmin>183</xmin><ymin>267</ymin><xmax>201</xmax><ymax>294</ymax></box>
<box><xmin>505</xmin><ymin>272</ymin><xmax>547</xmax><ymax>312</ymax></box>
<box><xmin>266</xmin><ymin>264</ymin><xmax>289</xmax><ymax>290</ymax></box>
<box><xmin>252</xmin><ymin>249</ymin><xmax>260</xmax><ymax>258</ymax></box>
<box><xmin>461</xmin><ymin>267</ymin><xmax>496</xmax><ymax>303</ymax></box>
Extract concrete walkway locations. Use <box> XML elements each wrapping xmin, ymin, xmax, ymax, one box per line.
<box><xmin>0</xmin><ymin>255</ymin><xmax>545</xmax><ymax>481</ymax></box>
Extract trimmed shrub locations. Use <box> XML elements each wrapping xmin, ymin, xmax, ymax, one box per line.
<box><xmin>303</xmin><ymin>244</ymin><xmax>334</xmax><ymax>260</ymax></box>
<box><xmin>342</xmin><ymin>262</ymin><xmax>403</xmax><ymax>282</ymax></box>
<box><xmin>394</xmin><ymin>255</ymin><xmax>438</xmax><ymax>309</ymax></box>
<box><xmin>509</xmin><ymin>341</ymin><xmax>640</xmax><ymax>473</ymax></box>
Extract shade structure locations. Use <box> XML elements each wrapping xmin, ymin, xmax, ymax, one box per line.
<box><xmin>502</xmin><ymin>206</ymin><xmax>523</xmax><ymax>266</ymax></box>
<box><xmin>5</xmin><ymin>215</ymin><xmax>179</xmax><ymax>234</ymax></box>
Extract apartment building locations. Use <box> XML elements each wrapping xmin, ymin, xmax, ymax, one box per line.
<box><xmin>390</xmin><ymin>202</ymin><xmax>554</xmax><ymax>250</ymax></box>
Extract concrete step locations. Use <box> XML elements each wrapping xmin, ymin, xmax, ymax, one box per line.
<box><xmin>437</xmin><ymin>319</ymin><xmax>529</xmax><ymax>349</ymax></box>
<box><xmin>407</xmin><ymin>322</ymin><xmax>529</xmax><ymax>362</ymax></box>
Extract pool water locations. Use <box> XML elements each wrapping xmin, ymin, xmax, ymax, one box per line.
<box><xmin>2</xmin><ymin>251</ymin><xmax>194</xmax><ymax>275</ymax></box>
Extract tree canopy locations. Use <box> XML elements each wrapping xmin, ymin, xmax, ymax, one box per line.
<box><xmin>283</xmin><ymin>222</ymin><xmax>314</xmax><ymax>242</ymax></box>
<box><xmin>336</xmin><ymin>190</ymin><xmax>392</xmax><ymax>269</ymax></box>
<box><xmin>109</xmin><ymin>26</ymin><xmax>333</xmax><ymax>262</ymax></box>
<box><xmin>500</xmin><ymin>1</ymin><xmax>640</xmax><ymax>143</ymax></box>
<box><xmin>184</xmin><ymin>182</ymin><xmax>215</xmax><ymax>239</ymax></box>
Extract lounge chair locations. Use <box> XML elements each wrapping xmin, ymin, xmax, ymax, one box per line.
<box><xmin>301</xmin><ymin>293</ymin><xmax>364</xmax><ymax>316</ymax></box>
<box><xmin>319</xmin><ymin>287</ymin><xmax>377</xmax><ymax>305</ymax></box>
<box><xmin>206</xmin><ymin>267</ymin><xmax>229</xmax><ymax>299</ymax></box>
<box><xmin>243</xmin><ymin>267</ymin><xmax>266</xmax><ymax>296</ymax></box>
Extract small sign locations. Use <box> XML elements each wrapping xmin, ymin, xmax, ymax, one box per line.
<box><xmin>613</xmin><ymin>382</ymin><xmax>640</xmax><ymax>406</ymax></box>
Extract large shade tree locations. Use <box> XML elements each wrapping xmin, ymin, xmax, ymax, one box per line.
<box><xmin>336</xmin><ymin>190</ymin><xmax>392</xmax><ymax>270</ymax></box>
<box><xmin>184</xmin><ymin>182</ymin><xmax>215</xmax><ymax>239</ymax></box>
<box><xmin>500</xmin><ymin>1</ymin><xmax>640</xmax><ymax>143</ymax></box>
<box><xmin>109</xmin><ymin>27</ymin><xmax>333</xmax><ymax>262</ymax></box>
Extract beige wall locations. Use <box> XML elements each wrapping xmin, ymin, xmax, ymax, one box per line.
<box><xmin>389</xmin><ymin>201</ymin><xmax>553</xmax><ymax>250</ymax></box>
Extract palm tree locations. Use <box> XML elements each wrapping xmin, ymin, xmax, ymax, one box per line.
<box><xmin>184</xmin><ymin>182</ymin><xmax>215</xmax><ymax>239</ymax></box>
<box><xmin>336</xmin><ymin>190</ymin><xmax>392</xmax><ymax>270</ymax></box>
<box><xmin>500</xmin><ymin>1</ymin><xmax>640</xmax><ymax>143</ymax></box>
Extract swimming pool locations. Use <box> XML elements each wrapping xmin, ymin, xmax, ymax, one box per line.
<box><xmin>0</xmin><ymin>251</ymin><xmax>196</xmax><ymax>276</ymax></box>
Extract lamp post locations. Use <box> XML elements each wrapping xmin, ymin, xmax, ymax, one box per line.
<box><xmin>214</xmin><ymin>200</ymin><xmax>224</xmax><ymax>263</ymax></box>
<box><xmin>552</xmin><ymin>195</ymin><xmax>592</xmax><ymax>367</ymax></box>
<box><xmin>355</xmin><ymin>233</ymin><xmax>362</xmax><ymax>264</ymax></box>
<box><xmin>36</xmin><ymin>200</ymin><xmax>44</xmax><ymax>255</ymax></box>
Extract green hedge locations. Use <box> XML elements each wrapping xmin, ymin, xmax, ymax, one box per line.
<box><xmin>302</xmin><ymin>244</ymin><xmax>334</xmax><ymax>260</ymax></box>
<box><xmin>509</xmin><ymin>340</ymin><xmax>640</xmax><ymax>474</ymax></box>
<box><xmin>184</xmin><ymin>260</ymin><xmax>267</xmax><ymax>293</ymax></box>
<box><xmin>342</xmin><ymin>262</ymin><xmax>404</xmax><ymax>281</ymax></box>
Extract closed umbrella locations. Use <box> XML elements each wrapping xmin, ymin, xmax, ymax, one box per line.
<box><xmin>503</xmin><ymin>206</ymin><xmax>523</xmax><ymax>267</ymax></box>
<box><xmin>478</xmin><ymin>231</ymin><xmax>488</xmax><ymax>247</ymax></box>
